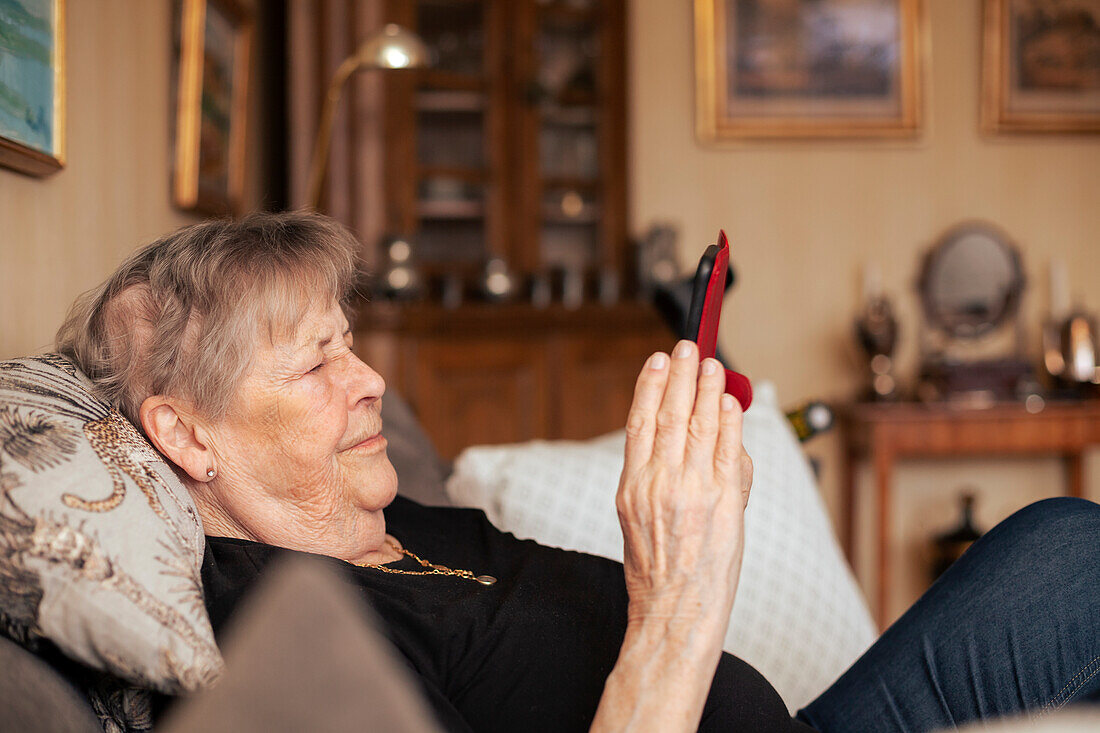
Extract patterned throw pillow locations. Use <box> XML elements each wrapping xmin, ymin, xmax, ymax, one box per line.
<box><xmin>446</xmin><ymin>381</ymin><xmax>876</xmax><ymax>712</ymax></box>
<box><xmin>0</xmin><ymin>355</ymin><xmax>223</xmax><ymax>694</ymax></box>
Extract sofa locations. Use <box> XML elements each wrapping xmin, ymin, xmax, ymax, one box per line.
<box><xmin>2</xmin><ymin>354</ymin><xmax>1094</xmax><ymax>732</ymax></box>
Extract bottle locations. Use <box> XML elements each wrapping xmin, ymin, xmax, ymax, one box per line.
<box><xmin>931</xmin><ymin>493</ymin><xmax>984</xmax><ymax>580</ymax></box>
<box><xmin>785</xmin><ymin>402</ymin><xmax>834</xmax><ymax>443</ymax></box>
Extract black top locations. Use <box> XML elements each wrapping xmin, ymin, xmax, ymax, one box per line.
<box><xmin>201</xmin><ymin>496</ymin><xmax>814</xmax><ymax>732</ymax></box>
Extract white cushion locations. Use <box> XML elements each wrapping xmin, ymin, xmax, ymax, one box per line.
<box><xmin>446</xmin><ymin>381</ymin><xmax>876</xmax><ymax>711</ymax></box>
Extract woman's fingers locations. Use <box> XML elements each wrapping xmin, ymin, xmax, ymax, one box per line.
<box><xmin>623</xmin><ymin>351</ymin><xmax>671</xmax><ymax>474</ymax></box>
<box><xmin>684</xmin><ymin>357</ymin><xmax>724</xmax><ymax>469</ymax></box>
<box><xmin>739</xmin><ymin>450</ymin><xmax>754</xmax><ymax>506</ymax></box>
<box><xmin>652</xmin><ymin>340</ymin><xmax>699</xmax><ymax>464</ymax></box>
<box><xmin>714</xmin><ymin>392</ymin><xmax>746</xmax><ymax>491</ymax></box>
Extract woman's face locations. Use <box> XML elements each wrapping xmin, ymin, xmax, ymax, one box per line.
<box><xmin>202</xmin><ymin>299</ymin><xmax>398</xmax><ymax>554</ymax></box>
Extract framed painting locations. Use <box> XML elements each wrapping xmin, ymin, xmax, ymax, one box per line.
<box><xmin>695</xmin><ymin>0</ymin><xmax>923</xmax><ymax>140</ymax></box>
<box><xmin>0</xmin><ymin>0</ymin><xmax>65</xmax><ymax>176</ymax></box>
<box><xmin>981</xmin><ymin>0</ymin><xmax>1100</xmax><ymax>134</ymax></box>
<box><xmin>172</xmin><ymin>0</ymin><xmax>252</xmax><ymax>216</ymax></box>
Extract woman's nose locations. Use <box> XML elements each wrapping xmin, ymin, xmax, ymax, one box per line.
<box><xmin>342</xmin><ymin>352</ymin><xmax>386</xmax><ymax>405</ymax></box>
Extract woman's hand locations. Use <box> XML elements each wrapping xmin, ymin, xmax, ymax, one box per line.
<box><xmin>591</xmin><ymin>340</ymin><xmax>753</xmax><ymax>733</ymax></box>
<box><xmin>618</xmin><ymin>339</ymin><xmax>752</xmax><ymax>628</ymax></box>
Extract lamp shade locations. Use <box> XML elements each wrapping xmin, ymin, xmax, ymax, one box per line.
<box><xmin>356</xmin><ymin>23</ymin><xmax>431</xmax><ymax>70</ymax></box>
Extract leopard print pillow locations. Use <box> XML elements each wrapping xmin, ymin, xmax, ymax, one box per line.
<box><xmin>0</xmin><ymin>355</ymin><xmax>223</xmax><ymax>694</ymax></box>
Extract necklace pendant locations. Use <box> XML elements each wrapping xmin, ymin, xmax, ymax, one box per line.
<box><xmin>475</xmin><ymin>575</ymin><xmax>497</xmax><ymax>586</ymax></box>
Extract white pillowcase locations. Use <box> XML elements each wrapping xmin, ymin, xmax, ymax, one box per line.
<box><xmin>446</xmin><ymin>381</ymin><xmax>876</xmax><ymax>711</ymax></box>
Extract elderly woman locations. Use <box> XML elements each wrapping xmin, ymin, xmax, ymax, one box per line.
<box><xmin>57</xmin><ymin>213</ymin><xmax>1098</xmax><ymax>732</ymax></box>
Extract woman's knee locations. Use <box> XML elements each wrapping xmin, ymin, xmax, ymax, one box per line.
<box><xmin>998</xmin><ymin>496</ymin><xmax>1099</xmax><ymax>542</ymax></box>
<box><xmin>971</xmin><ymin>497</ymin><xmax>1100</xmax><ymax>580</ymax></box>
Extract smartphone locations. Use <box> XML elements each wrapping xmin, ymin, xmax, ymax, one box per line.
<box><xmin>685</xmin><ymin>231</ymin><xmax>752</xmax><ymax>410</ymax></box>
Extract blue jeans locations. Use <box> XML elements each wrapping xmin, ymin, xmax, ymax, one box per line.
<box><xmin>798</xmin><ymin>497</ymin><xmax>1100</xmax><ymax>732</ymax></box>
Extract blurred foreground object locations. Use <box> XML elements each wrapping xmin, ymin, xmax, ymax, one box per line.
<box><xmin>160</xmin><ymin>557</ymin><xmax>442</xmax><ymax>733</ymax></box>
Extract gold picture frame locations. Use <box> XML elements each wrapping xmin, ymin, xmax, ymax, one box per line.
<box><xmin>0</xmin><ymin>0</ymin><xmax>66</xmax><ymax>176</ymax></box>
<box><xmin>172</xmin><ymin>0</ymin><xmax>252</xmax><ymax>215</ymax></box>
<box><xmin>981</xmin><ymin>0</ymin><xmax>1100</xmax><ymax>134</ymax></box>
<box><xmin>695</xmin><ymin>0</ymin><xmax>923</xmax><ymax>140</ymax></box>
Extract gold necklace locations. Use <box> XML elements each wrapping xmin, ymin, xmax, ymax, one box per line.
<box><xmin>357</xmin><ymin>542</ymin><xmax>497</xmax><ymax>586</ymax></box>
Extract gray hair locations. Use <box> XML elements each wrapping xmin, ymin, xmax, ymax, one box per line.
<box><xmin>57</xmin><ymin>211</ymin><xmax>360</xmax><ymax>429</ymax></box>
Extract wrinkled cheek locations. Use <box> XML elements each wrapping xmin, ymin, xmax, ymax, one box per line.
<box><xmin>285</xmin><ymin>461</ymin><xmax>345</xmax><ymax>512</ymax></box>
<box><xmin>271</xmin><ymin>387</ymin><xmax>348</xmax><ymax>448</ymax></box>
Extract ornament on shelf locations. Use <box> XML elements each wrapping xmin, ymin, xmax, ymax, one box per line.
<box><xmin>479</xmin><ymin>258</ymin><xmax>517</xmax><ymax>302</ymax></box>
<box><xmin>636</xmin><ymin>224</ymin><xmax>681</xmax><ymax>298</ymax></box>
<box><xmin>377</xmin><ymin>236</ymin><xmax>423</xmax><ymax>301</ymax></box>
<box><xmin>854</xmin><ymin>262</ymin><xmax>899</xmax><ymax>401</ymax></box>
<box><xmin>1042</xmin><ymin>259</ymin><xmax>1100</xmax><ymax>395</ymax></box>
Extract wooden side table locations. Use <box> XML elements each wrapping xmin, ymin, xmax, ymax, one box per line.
<box><xmin>840</xmin><ymin>400</ymin><xmax>1100</xmax><ymax>629</ymax></box>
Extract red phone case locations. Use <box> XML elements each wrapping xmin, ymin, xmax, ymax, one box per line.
<box><xmin>700</xmin><ymin>231</ymin><xmax>752</xmax><ymax>411</ymax></box>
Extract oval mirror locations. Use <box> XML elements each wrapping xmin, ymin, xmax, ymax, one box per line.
<box><xmin>918</xmin><ymin>222</ymin><xmax>1025</xmax><ymax>340</ymax></box>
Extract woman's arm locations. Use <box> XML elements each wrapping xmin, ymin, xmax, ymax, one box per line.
<box><xmin>590</xmin><ymin>340</ymin><xmax>753</xmax><ymax>732</ymax></box>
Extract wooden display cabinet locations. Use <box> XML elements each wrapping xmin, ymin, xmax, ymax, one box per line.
<box><xmin>355</xmin><ymin>302</ymin><xmax>673</xmax><ymax>460</ymax></box>
<box><xmin>359</xmin><ymin>1</ymin><xmax>637</xmax><ymax>453</ymax></box>
<box><xmin>379</xmin><ymin>0</ymin><xmax>627</xmax><ymax>280</ymax></box>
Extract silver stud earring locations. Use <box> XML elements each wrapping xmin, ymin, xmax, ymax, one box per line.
<box><xmin>206</xmin><ymin>468</ymin><xmax>216</xmax><ymax>479</ymax></box>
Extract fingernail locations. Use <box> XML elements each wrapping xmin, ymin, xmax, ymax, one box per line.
<box><xmin>648</xmin><ymin>352</ymin><xmax>668</xmax><ymax>370</ymax></box>
<box><xmin>673</xmin><ymin>341</ymin><xmax>693</xmax><ymax>359</ymax></box>
<box><xmin>721</xmin><ymin>394</ymin><xmax>735</xmax><ymax>411</ymax></box>
<box><xmin>701</xmin><ymin>359</ymin><xmax>718</xmax><ymax>375</ymax></box>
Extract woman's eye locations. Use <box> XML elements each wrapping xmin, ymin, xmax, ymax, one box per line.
<box><xmin>308</xmin><ymin>361</ymin><xmax>324</xmax><ymax>374</ymax></box>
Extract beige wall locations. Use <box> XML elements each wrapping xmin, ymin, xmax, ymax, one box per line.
<box><xmin>0</xmin><ymin>0</ymin><xmax>260</xmax><ymax>361</ymax></box>
<box><xmin>629</xmin><ymin>0</ymin><xmax>1100</xmax><ymax>621</ymax></box>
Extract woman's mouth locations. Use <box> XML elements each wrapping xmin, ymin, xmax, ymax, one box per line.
<box><xmin>347</xmin><ymin>433</ymin><xmax>387</xmax><ymax>454</ymax></box>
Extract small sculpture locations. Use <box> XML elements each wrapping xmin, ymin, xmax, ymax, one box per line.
<box><xmin>854</xmin><ymin>264</ymin><xmax>899</xmax><ymax>400</ymax></box>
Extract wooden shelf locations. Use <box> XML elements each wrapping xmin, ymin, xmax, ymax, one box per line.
<box><xmin>541</xmin><ymin>203</ymin><xmax>601</xmax><ymax>224</ymax></box>
<box><xmin>542</xmin><ymin>175</ymin><xmax>601</xmax><ymax>190</ymax></box>
<box><xmin>542</xmin><ymin>214</ymin><xmax>599</xmax><ymax>226</ymax></box>
<box><xmin>356</xmin><ymin>300</ymin><xmax>664</xmax><ymax>336</ymax></box>
<box><xmin>538</xmin><ymin>2</ymin><xmax>599</xmax><ymax>28</ymax></box>
<box><xmin>417</xmin><ymin>199</ymin><xmax>485</xmax><ymax>219</ymax></box>
<box><xmin>416</xmin><ymin>90</ymin><xmax>485</xmax><ymax>113</ymax></box>
<box><xmin>419</xmin><ymin>69</ymin><xmax>485</xmax><ymax>92</ymax></box>
<box><xmin>540</xmin><ymin>105</ymin><xmax>597</xmax><ymax>127</ymax></box>
<box><xmin>419</xmin><ymin>165</ymin><xmax>488</xmax><ymax>184</ymax></box>
<box><xmin>554</xmin><ymin>88</ymin><xmax>597</xmax><ymax>106</ymax></box>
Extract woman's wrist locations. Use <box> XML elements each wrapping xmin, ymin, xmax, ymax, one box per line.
<box><xmin>591</xmin><ymin>612</ymin><xmax>727</xmax><ymax>733</ymax></box>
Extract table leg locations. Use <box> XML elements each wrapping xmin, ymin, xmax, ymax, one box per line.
<box><xmin>874</xmin><ymin>447</ymin><xmax>893</xmax><ymax>631</ymax></box>
<box><xmin>1064</xmin><ymin>453</ymin><xmax>1084</xmax><ymax>498</ymax></box>
<box><xmin>842</xmin><ymin>447</ymin><xmax>857</xmax><ymax>566</ymax></box>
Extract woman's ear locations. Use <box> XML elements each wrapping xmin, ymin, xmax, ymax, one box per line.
<box><xmin>140</xmin><ymin>396</ymin><xmax>214</xmax><ymax>483</ymax></box>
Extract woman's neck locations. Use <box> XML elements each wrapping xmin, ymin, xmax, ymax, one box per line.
<box><xmin>188</xmin><ymin>481</ymin><xmax>402</xmax><ymax>566</ymax></box>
